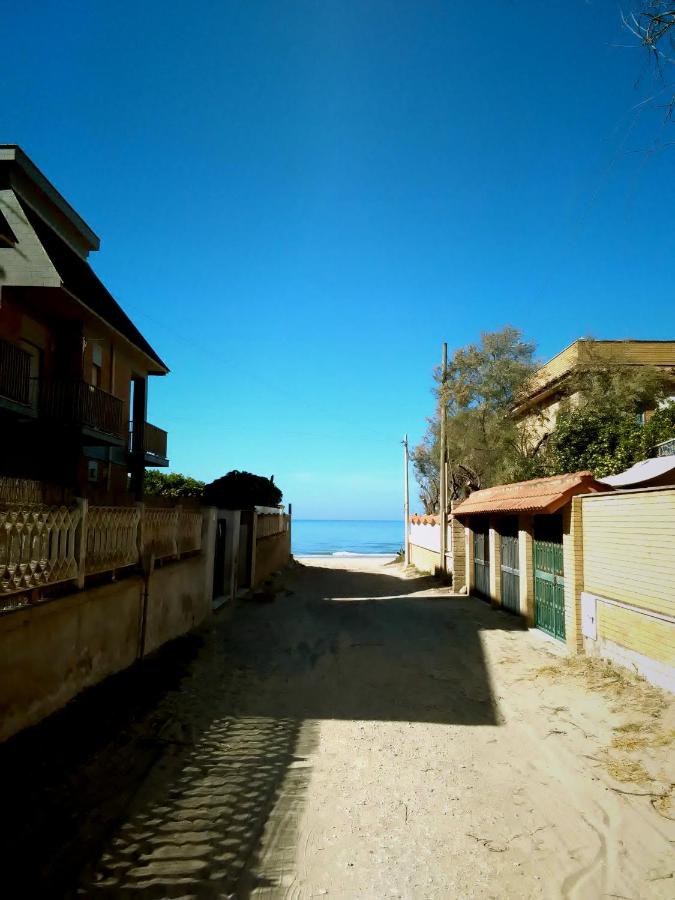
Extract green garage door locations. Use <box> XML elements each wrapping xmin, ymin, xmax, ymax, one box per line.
<box><xmin>473</xmin><ymin>518</ymin><xmax>490</xmax><ymax>601</ymax></box>
<box><xmin>500</xmin><ymin>517</ymin><xmax>519</xmax><ymax>614</ymax></box>
<box><xmin>533</xmin><ymin>515</ymin><xmax>565</xmax><ymax>641</ymax></box>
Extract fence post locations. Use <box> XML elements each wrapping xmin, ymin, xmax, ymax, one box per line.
<box><xmin>136</xmin><ymin>502</ymin><xmax>147</xmax><ymax>573</ymax></box>
<box><xmin>250</xmin><ymin>509</ymin><xmax>258</xmax><ymax>588</ymax></box>
<box><xmin>174</xmin><ymin>504</ymin><xmax>182</xmax><ymax>560</ymax></box>
<box><xmin>75</xmin><ymin>497</ymin><xmax>88</xmax><ymax>589</ymax></box>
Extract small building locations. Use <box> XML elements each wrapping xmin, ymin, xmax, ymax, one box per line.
<box><xmin>0</xmin><ymin>145</ymin><xmax>168</xmax><ymax>501</ymax></box>
<box><xmin>512</xmin><ymin>339</ymin><xmax>675</xmax><ymax>448</ymax></box>
<box><xmin>453</xmin><ymin>472</ymin><xmax>611</xmax><ymax>651</ymax></box>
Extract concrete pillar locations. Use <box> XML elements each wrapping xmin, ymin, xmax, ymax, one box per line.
<box><xmin>201</xmin><ymin>508</ymin><xmax>218</xmax><ymax>610</ymax></box>
<box><xmin>518</xmin><ymin>514</ymin><xmax>534</xmax><ymax>626</ymax></box>
<box><xmin>450</xmin><ymin>515</ymin><xmax>466</xmax><ymax>592</ymax></box>
<box><xmin>488</xmin><ymin>517</ymin><xmax>501</xmax><ymax>608</ymax></box>
<box><xmin>563</xmin><ymin>498</ymin><xmax>584</xmax><ymax>653</ymax></box>
<box><xmin>221</xmin><ymin>509</ymin><xmax>241</xmax><ymax>602</ymax></box>
<box><xmin>464</xmin><ymin>521</ymin><xmax>475</xmax><ymax>594</ymax></box>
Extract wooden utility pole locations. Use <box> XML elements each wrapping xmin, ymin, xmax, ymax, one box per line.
<box><xmin>403</xmin><ymin>433</ymin><xmax>410</xmax><ymax>566</ymax></box>
<box><xmin>439</xmin><ymin>342</ymin><xmax>448</xmax><ymax>574</ymax></box>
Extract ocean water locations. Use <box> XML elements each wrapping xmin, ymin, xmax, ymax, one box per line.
<box><xmin>292</xmin><ymin>519</ymin><xmax>403</xmax><ymax>557</ymax></box>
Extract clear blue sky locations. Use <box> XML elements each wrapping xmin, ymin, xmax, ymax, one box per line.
<box><xmin>5</xmin><ymin>2</ymin><xmax>674</xmax><ymax>518</ymax></box>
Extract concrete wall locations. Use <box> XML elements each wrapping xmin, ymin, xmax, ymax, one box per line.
<box><xmin>0</xmin><ymin>509</ymin><xmax>217</xmax><ymax>743</ymax></box>
<box><xmin>408</xmin><ymin>518</ymin><xmax>456</xmax><ymax>577</ymax></box>
<box><xmin>253</xmin><ymin>529</ymin><xmax>291</xmax><ymax>587</ymax></box>
<box><xmin>0</xmin><ymin>577</ymin><xmax>143</xmax><ymax>743</ymax></box>
<box><xmin>410</xmin><ymin>543</ymin><xmax>441</xmax><ymax>574</ymax></box>
<box><xmin>144</xmin><ymin>554</ymin><xmax>212</xmax><ymax>656</ymax></box>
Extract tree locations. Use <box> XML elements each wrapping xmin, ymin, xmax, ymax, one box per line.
<box><xmin>144</xmin><ymin>469</ymin><xmax>205</xmax><ymax>499</ymax></box>
<box><xmin>413</xmin><ymin>327</ymin><xmax>538</xmax><ymax>512</ymax></box>
<box><xmin>623</xmin><ymin>3</ymin><xmax>675</xmax><ymax>120</ymax></box>
<box><xmin>203</xmin><ymin>471</ymin><xmax>282</xmax><ymax>509</ymax></box>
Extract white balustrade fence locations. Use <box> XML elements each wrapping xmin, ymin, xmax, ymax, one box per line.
<box><xmin>256</xmin><ymin>513</ymin><xmax>290</xmax><ymax>540</ymax></box>
<box><xmin>86</xmin><ymin>506</ymin><xmax>141</xmax><ymax>574</ymax></box>
<box><xmin>0</xmin><ymin>505</ymin><xmax>80</xmax><ymax>596</ymax></box>
<box><xmin>0</xmin><ymin>500</ymin><xmax>204</xmax><ymax>606</ymax></box>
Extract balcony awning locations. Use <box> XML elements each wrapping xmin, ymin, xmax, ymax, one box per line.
<box><xmin>453</xmin><ymin>471</ymin><xmax>611</xmax><ymax>517</ymax></box>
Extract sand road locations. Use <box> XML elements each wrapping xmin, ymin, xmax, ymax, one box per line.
<box><xmin>3</xmin><ymin>557</ymin><xmax>673</xmax><ymax>898</ymax></box>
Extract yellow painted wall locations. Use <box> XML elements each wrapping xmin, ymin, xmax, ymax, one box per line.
<box><xmin>596</xmin><ymin>602</ymin><xmax>674</xmax><ymax>667</ymax></box>
<box><xmin>581</xmin><ymin>490</ymin><xmax>675</xmax><ymax>617</ymax></box>
<box><xmin>410</xmin><ymin>543</ymin><xmax>441</xmax><ymax>575</ymax></box>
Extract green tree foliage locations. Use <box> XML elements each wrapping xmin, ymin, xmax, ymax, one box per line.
<box><xmin>144</xmin><ymin>470</ymin><xmax>205</xmax><ymax>499</ymax></box>
<box><xmin>413</xmin><ymin>327</ymin><xmax>538</xmax><ymax>512</ymax></box>
<box><xmin>203</xmin><ymin>471</ymin><xmax>282</xmax><ymax>509</ymax></box>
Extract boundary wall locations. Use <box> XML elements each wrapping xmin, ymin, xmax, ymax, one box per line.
<box><xmin>0</xmin><ymin>509</ymin><xmax>216</xmax><ymax>742</ymax></box>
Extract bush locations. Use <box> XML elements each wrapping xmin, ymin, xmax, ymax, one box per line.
<box><xmin>144</xmin><ymin>470</ymin><xmax>205</xmax><ymax>499</ymax></box>
<box><xmin>203</xmin><ymin>470</ymin><xmax>282</xmax><ymax>509</ymax></box>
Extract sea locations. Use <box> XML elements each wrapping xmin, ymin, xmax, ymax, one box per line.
<box><xmin>292</xmin><ymin>519</ymin><xmax>403</xmax><ymax>557</ymax></box>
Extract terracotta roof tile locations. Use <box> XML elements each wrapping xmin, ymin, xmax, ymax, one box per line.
<box><xmin>452</xmin><ymin>471</ymin><xmax>611</xmax><ymax>517</ymax></box>
<box><xmin>410</xmin><ymin>514</ymin><xmax>439</xmax><ymax>525</ymax></box>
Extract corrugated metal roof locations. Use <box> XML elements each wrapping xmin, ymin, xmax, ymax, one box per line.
<box><xmin>600</xmin><ymin>455</ymin><xmax>675</xmax><ymax>488</ymax></box>
<box><xmin>453</xmin><ymin>471</ymin><xmax>610</xmax><ymax>517</ymax></box>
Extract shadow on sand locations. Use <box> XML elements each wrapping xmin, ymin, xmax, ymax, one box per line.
<box><xmin>0</xmin><ymin>561</ymin><xmax>521</xmax><ymax>897</ymax></box>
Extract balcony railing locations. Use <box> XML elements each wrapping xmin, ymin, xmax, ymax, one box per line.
<box><xmin>0</xmin><ymin>339</ymin><xmax>31</xmax><ymax>406</ymax></box>
<box><xmin>36</xmin><ymin>378</ymin><xmax>124</xmax><ymax>438</ymax></box>
<box><xmin>656</xmin><ymin>438</ymin><xmax>675</xmax><ymax>458</ymax></box>
<box><xmin>129</xmin><ymin>421</ymin><xmax>168</xmax><ymax>460</ymax></box>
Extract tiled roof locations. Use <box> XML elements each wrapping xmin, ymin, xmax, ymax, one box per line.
<box><xmin>410</xmin><ymin>514</ymin><xmax>439</xmax><ymax>525</ymax></box>
<box><xmin>453</xmin><ymin>471</ymin><xmax>611</xmax><ymax>517</ymax></box>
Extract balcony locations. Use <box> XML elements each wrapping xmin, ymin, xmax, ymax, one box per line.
<box><xmin>129</xmin><ymin>421</ymin><xmax>169</xmax><ymax>466</ymax></box>
<box><xmin>36</xmin><ymin>378</ymin><xmax>124</xmax><ymax>442</ymax></box>
<box><xmin>0</xmin><ymin>338</ymin><xmax>32</xmax><ymax>412</ymax></box>
<box><xmin>656</xmin><ymin>438</ymin><xmax>675</xmax><ymax>458</ymax></box>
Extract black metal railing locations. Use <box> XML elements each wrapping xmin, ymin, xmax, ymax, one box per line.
<box><xmin>129</xmin><ymin>421</ymin><xmax>168</xmax><ymax>459</ymax></box>
<box><xmin>36</xmin><ymin>378</ymin><xmax>124</xmax><ymax>437</ymax></box>
<box><xmin>0</xmin><ymin>338</ymin><xmax>31</xmax><ymax>405</ymax></box>
<box><xmin>656</xmin><ymin>438</ymin><xmax>675</xmax><ymax>458</ymax></box>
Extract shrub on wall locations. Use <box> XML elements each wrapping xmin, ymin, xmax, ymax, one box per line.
<box><xmin>203</xmin><ymin>471</ymin><xmax>282</xmax><ymax>509</ymax></box>
<box><xmin>144</xmin><ymin>470</ymin><xmax>205</xmax><ymax>499</ymax></box>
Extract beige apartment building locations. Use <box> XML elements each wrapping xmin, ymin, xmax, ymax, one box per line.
<box><xmin>512</xmin><ymin>339</ymin><xmax>675</xmax><ymax>446</ymax></box>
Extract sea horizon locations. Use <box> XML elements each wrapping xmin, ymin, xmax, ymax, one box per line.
<box><xmin>291</xmin><ymin>519</ymin><xmax>403</xmax><ymax>557</ymax></box>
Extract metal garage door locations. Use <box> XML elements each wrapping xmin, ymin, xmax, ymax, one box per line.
<box><xmin>473</xmin><ymin>518</ymin><xmax>490</xmax><ymax>601</ymax></box>
<box><xmin>533</xmin><ymin>515</ymin><xmax>565</xmax><ymax>641</ymax></box>
<box><xmin>500</xmin><ymin>517</ymin><xmax>519</xmax><ymax>614</ymax></box>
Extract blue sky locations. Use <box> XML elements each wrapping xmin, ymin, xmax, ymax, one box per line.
<box><xmin>5</xmin><ymin>2</ymin><xmax>674</xmax><ymax>518</ymax></box>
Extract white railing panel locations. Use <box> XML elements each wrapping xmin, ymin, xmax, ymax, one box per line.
<box><xmin>256</xmin><ymin>513</ymin><xmax>289</xmax><ymax>540</ymax></box>
<box><xmin>177</xmin><ymin>510</ymin><xmax>202</xmax><ymax>554</ymax></box>
<box><xmin>143</xmin><ymin>508</ymin><xmax>179</xmax><ymax>559</ymax></box>
<box><xmin>0</xmin><ymin>505</ymin><xmax>80</xmax><ymax>595</ymax></box>
<box><xmin>86</xmin><ymin>506</ymin><xmax>140</xmax><ymax>574</ymax></box>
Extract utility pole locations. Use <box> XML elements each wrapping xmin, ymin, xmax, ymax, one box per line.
<box><xmin>439</xmin><ymin>342</ymin><xmax>448</xmax><ymax>575</ymax></box>
<box><xmin>403</xmin><ymin>433</ymin><xmax>410</xmax><ymax>566</ymax></box>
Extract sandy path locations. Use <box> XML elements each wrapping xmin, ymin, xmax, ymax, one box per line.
<box><xmin>17</xmin><ymin>556</ymin><xmax>672</xmax><ymax>898</ymax></box>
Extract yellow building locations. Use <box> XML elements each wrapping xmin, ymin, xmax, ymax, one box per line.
<box><xmin>512</xmin><ymin>339</ymin><xmax>675</xmax><ymax>445</ymax></box>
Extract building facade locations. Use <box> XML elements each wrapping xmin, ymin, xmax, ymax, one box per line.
<box><xmin>512</xmin><ymin>339</ymin><xmax>675</xmax><ymax>447</ymax></box>
<box><xmin>0</xmin><ymin>145</ymin><xmax>168</xmax><ymax>501</ymax></box>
